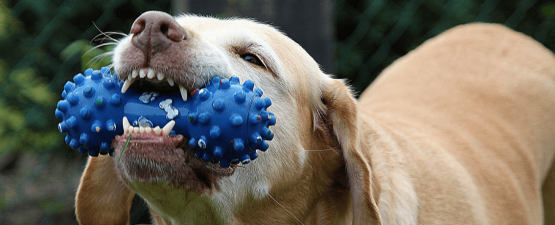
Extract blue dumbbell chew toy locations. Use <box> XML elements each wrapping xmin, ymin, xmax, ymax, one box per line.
<box><xmin>55</xmin><ymin>67</ymin><xmax>276</xmax><ymax>167</ymax></box>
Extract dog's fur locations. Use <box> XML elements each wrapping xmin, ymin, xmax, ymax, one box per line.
<box><xmin>75</xmin><ymin>12</ymin><xmax>555</xmax><ymax>224</ymax></box>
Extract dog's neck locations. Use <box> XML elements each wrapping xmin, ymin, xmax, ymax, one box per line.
<box><xmin>361</xmin><ymin>116</ymin><xmax>419</xmax><ymax>225</ymax></box>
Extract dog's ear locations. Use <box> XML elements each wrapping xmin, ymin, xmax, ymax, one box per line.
<box><xmin>75</xmin><ymin>155</ymin><xmax>135</xmax><ymax>225</ymax></box>
<box><xmin>315</xmin><ymin>78</ymin><xmax>382</xmax><ymax>224</ymax></box>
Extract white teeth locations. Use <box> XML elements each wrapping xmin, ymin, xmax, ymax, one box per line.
<box><xmin>140</xmin><ymin>68</ymin><xmax>147</xmax><ymax>78</ymax></box>
<box><xmin>157</xmin><ymin>73</ymin><xmax>165</xmax><ymax>81</ymax></box>
<box><xmin>153</xmin><ymin>126</ymin><xmax>161</xmax><ymax>135</ymax></box>
<box><xmin>124</xmin><ymin>120</ymin><xmax>175</xmax><ymax>136</ymax></box>
<box><xmin>179</xmin><ymin>85</ymin><xmax>188</xmax><ymax>101</ymax></box>
<box><xmin>162</xmin><ymin>120</ymin><xmax>175</xmax><ymax>136</ymax></box>
<box><xmin>123</xmin><ymin>117</ymin><xmax>130</xmax><ymax>133</ymax></box>
<box><xmin>132</xmin><ymin>70</ymin><xmax>138</xmax><ymax>78</ymax></box>
<box><xmin>167</xmin><ymin>78</ymin><xmax>175</xmax><ymax>86</ymax></box>
<box><xmin>121</xmin><ymin>76</ymin><xmax>134</xmax><ymax>93</ymax></box>
<box><xmin>147</xmin><ymin>68</ymin><xmax>156</xmax><ymax>79</ymax></box>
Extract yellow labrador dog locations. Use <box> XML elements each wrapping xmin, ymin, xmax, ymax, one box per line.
<box><xmin>75</xmin><ymin>11</ymin><xmax>555</xmax><ymax>224</ymax></box>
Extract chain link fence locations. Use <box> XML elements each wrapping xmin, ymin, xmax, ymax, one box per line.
<box><xmin>335</xmin><ymin>0</ymin><xmax>555</xmax><ymax>95</ymax></box>
<box><xmin>0</xmin><ymin>0</ymin><xmax>554</xmax><ymax>224</ymax></box>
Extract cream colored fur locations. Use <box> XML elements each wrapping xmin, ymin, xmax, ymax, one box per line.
<box><xmin>75</xmin><ymin>12</ymin><xmax>555</xmax><ymax>225</ymax></box>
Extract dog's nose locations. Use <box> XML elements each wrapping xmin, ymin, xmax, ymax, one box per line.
<box><xmin>130</xmin><ymin>11</ymin><xmax>186</xmax><ymax>54</ymax></box>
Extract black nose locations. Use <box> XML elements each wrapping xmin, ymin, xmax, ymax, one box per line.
<box><xmin>130</xmin><ymin>11</ymin><xmax>187</xmax><ymax>54</ymax></box>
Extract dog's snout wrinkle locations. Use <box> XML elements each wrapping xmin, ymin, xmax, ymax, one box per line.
<box><xmin>131</xmin><ymin>11</ymin><xmax>187</xmax><ymax>65</ymax></box>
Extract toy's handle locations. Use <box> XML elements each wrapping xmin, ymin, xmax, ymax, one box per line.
<box><xmin>56</xmin><ymin>67</ymin><xmax>276</xmax><ymax>167</ymax></box>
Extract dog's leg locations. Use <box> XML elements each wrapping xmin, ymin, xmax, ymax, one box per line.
<box><xmin>75</xmin><ymin>155</ymin><xmax>135</xmax><ymax>225</ymax></box>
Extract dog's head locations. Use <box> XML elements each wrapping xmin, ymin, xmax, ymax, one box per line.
<box><xmin>75</xmin><ymin>11</ymin><xmax>381</xmax><ymax>224</ymax></box>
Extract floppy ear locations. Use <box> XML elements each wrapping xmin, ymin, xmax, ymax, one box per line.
<box><xmin>75</xmin><ymin>155</ymin><xmax>135</xmax><ymax>225</ymax></box>
<box><xmin>317</xmin><ymin>78</ymin><xmax>382</xmax><ymax>224</ymax></box>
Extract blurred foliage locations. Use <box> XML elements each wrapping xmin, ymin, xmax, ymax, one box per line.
<box><xmin>335</xmin><ymin>0</ymin><xmax>555</xmax><ymax>95</ymax></box>
<box><xmin>0</xmin><ymin>0</ymin><xmax>170</xmax><ymax>156</ymax></box>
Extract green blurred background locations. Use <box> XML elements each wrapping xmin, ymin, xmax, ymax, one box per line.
<box><xmin>0</xmin><ymin>0</ymin><xmax>554</xmax><ymax>224</ymax></box>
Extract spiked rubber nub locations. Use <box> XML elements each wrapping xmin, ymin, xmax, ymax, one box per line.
<box><xmin>56</xmin><ymin>68</ymin><xmax>122</xmax><ymax>156</ymax></box>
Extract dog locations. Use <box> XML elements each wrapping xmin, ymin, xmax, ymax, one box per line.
<box><xmin>74</xmin><ymin>11</ymin><xmax>555</xmax><ymax>224</ymax></box>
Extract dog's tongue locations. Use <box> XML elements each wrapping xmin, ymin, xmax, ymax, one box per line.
<box><xmin>113</xmin><ymin>133</ymin><xmax>185</xmax><ymax>161</ymax></box>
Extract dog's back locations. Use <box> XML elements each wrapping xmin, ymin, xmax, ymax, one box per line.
<box><xmin>358</xmin><ymin>23</ymin><xmax>555</xmax><ymax>224</ymax></box>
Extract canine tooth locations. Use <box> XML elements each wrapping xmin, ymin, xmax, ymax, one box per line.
<box><xmin>139</xmin><ymin>127</ymin><xmax>145</xmax><ymax>133</ymax></box>
<box><xmin>132</xmin><ymin>70</ymin><xmax>138</xmax><ymax>78</ymax></box>
<box><xmin>123</xmin><ymin>117</ymin><xmax>130</xmax><ymax>133</ymax></box>
<box><xmin>153</xmin><ymin>126</ymin><xmax>162</xmax><ymax>135</ymax></box>
<box><xmin>140</xmin><ymin>68</ymin><xmax>147</xmax><ymax>78</ymax></box>
<box><xmin>179</xmin><ymin>85</ymin><xmax>188</xmax><ymax>101</ymax></box>
<box><xmin>133</xmin><ymin>127</ymin><xmax>139</xmax><ymax>133</ymax></box>
<box><xmin>157</xmin><ymin>73</ymin><xmax>165</xmax><ymax>81</ymax></box>
<box><xmin>147</xmin><ymin>68</ymin><xmax>156</xmax><ymax>79</ymax></box>
<box><xmin>145</xmin><ymin>127</ymin><xmax>152</xmax><ymax>134</ymax></box>
<box><xmin>121</xmin><ymin>76</ymin><xmax>135</xmax><ymax>93</ymax></box>
<box><xmin>167</xmin><ymin>78</ymin><xmax>175</xmax><ymax>86</ymax></box>
<box><xmin>162</xmin><ymin>120</ymin><xmax>176</xmax><ymax>136</ymax></box>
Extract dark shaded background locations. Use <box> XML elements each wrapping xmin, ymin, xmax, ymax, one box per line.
<box><xmin>0</xmin><ymin>0</ymin><xmax>554</xmax><ymax>224</ymax></box>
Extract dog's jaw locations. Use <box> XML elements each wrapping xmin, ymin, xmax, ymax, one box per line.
<box><xmin>111</xmin><ymin>133</ymin><xmax>235</xmax><ymax>193</ymax></box>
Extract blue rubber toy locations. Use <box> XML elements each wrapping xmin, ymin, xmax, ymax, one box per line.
<box><xmin>55</xmin><ymin>67</ymin><xmax>276</xmax><ymax>167</ymax></box>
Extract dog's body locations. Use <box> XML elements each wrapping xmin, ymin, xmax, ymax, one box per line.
<box><xmin>75</xmin><ymin>12</ymin><xmax>555</xmax><ymax>225</ymax></box>
<box><xmin>359</xmin><ymin>24</ymin><xmax>555</xmax><ymax>224</ymax></box>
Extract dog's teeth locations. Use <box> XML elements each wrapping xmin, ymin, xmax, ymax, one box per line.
<box><xmin>162</xmin><ymin>120</ymin><xmax>175</xmax><ymax>136</ymax></box>
<box><xmin>139</xmin><ymin>127</ymin><xmax>145</xmax><ymax>133</ymax></box>
<box><xmin>153</xmin><ymin>126</ymin><xmax>162</xmax><ymax>135</ymax></box>
<box><xmin>167</xmin><ymin>78</ymin><xmax>175</xmax><ymax>86</ymax></box>
<box><xmin>123</xmin><ymin>117</ymin><xmax>130</xmax><ymax>133</ymax></box>
<box><xmin>140</xmin><ymin>68</ymin><xmax>147</xmax><ymax>78</ymax></box>
<box><xmin>147</xmin><ymin>68</ymin><xmax>156</xmax><ymax>79</ymax></box>
<box><xmin>157</xmin><ymin>73</ymin><xmax>165</xmax><ymax>81</ymax></box>
<box><xmin>179</xmin><ymin>85</ymin><xmax>188</xmax><ymax>101</ymax></box>
<box><xmin>128</xmin><ymin>126</ymin><xmax>134</xmax><ymax>133</ymax></box>
<box><xmin>121</xmin><ymin>76</ymin><xmax>135</xmax><ymax>93</ymax></box>
<box><xmin>133</xmin><ymin>127</ymin><xmax>139</xmax><ymax>133</ymax></box>
<box><xmin>145</xmin><ymin>127</ymin><xmax>152</xmax><ymax>134</ymax></box>
<box><xmin>132</xmin><ymin>70</ymin><xmax>138</xmax><ymax>78</ymax></box>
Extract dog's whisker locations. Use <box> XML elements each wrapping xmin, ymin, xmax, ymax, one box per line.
<box><xmin>92</xmin><ymin>22</ymin><xmax>120</xmax><ymax>43</ymax></box>
<box><xmin>83</xmin><ymin>43</ymin><xmax>116</xmax><ymax>61</ymax></box>
<box><xmin>101</xmin><ymin>31</ymin><xmax>128</xmax><ymax>37</ymax></box>
<box><xmin>267</xmin><ymin>192</ymin><xmax>304</xmax><ymax>225</ymax></box>
<box><xmin>101</xmin><ymin>64</ymin><xmax>115</xmax><ymax>77</ymax></box>
<box><xmin>89</xmin><ymin>42</ymin><xmax>118</xmax><ymax>52</ymax></box>
<box><xmin>88</xmin><ymin>52</ymin><xmax>113</xmax><ymax>66</ymax></box>
<box><xmin>92</xmin><ymin>33</ymin><xmax>116</xmax><ymax>43</ymax></box>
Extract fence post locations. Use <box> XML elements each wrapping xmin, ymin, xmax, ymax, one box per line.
<box><xmin>171</xmin><ymin>0</ymin><xmax>335</xmax><ymax>74</ymax></box>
